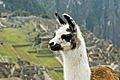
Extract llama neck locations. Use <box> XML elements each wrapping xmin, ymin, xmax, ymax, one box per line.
<box><xmin>61</xmin><ymin>35</ymin><xmax>91</xmax><ymax>80</ymax></box>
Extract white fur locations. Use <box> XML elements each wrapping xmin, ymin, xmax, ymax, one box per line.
<box><xmin>60</xmin><ymin>25</ymin><xmax>91</xmax><ymax>80</ymax></box>
<box><xmin>49</xmin><ymin>24</ymin><xmax>72</xmax><ymax>51</ymax></box>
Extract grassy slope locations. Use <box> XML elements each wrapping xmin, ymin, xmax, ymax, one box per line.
<box><xmin>0</xmin><ymin>28</ymin><xmax>63</xmax><ymax>80</ymax></box>
<box><xmin>0</xmin><ymin>77</ymin><xmax>21</xmax><ymax>80</ymax></box>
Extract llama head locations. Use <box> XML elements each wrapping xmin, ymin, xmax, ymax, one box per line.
<box><xmin>49</xmin><ymin>13</ymin><xmax>81</xmax><ymax>52</ymax></box>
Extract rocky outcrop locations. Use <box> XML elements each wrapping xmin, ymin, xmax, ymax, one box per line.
<box><xmin>0</xmin><ymin>56</ymin><xmax>45</xmax><ymax>80</ymax></box>
<box><xmin>81</xmin><ymin>27</ymin><xmax>120</xmax><ymax>75</ymax></box>
<box><xmin>54</xmin><ymin>26</ymin><xmax>120</xmax><ymax>77</ymax></box>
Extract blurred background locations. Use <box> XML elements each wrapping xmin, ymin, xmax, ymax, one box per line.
<box><xmin>0</xmin><ymin>0</ymin><xmax>120</xmax><ymax>80</ymax></box>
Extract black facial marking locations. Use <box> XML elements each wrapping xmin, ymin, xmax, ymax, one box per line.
<box><xmin>61</xmin><ymin>34</ymin><xmax>72</xmax><ymax>42</ymax></box>
<box><xmin>71</xmin><ymin>37</ymin><xmax>76</xmax><ymax>49</ymax></box>
<box><xmin>66</xmin><ymin>28</ymin><xmax>71</xmax><ymax>32</ymax></box>
<box><xmin>53</xmin><ymin>32</ymin><xmax>56</xmax><ymax>38</ymax></box>
<box><xmin>69</xmin><ymin>25</ymin><xmax>76</xmax><ymax>32</ymax></box>
<box><xmin>66</xmin><ymin>27</ymin><xmax>76</xmax><ymax>32</ymax></box>
<box><xmin>50</xmin><ymin>43</ymin><xmax>63</xmax><ymax>51</ymax></box>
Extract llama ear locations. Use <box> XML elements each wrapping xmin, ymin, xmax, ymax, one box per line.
<box><xmin>63</xmin><ymin>13</ymin><xmax>76</xmax><ymax>32</ymax></box>
<box><xmin>55</xmin><ymin>13</ymin><xmax>66</xmax><ymax>25</ymax></box>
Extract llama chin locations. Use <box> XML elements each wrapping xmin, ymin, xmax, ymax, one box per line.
<box><xmin>49</xmin><ymin>13</ymin><xmax>118</xmax><ymax>80</ymax></box>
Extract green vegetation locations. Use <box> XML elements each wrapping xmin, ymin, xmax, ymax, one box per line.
<box><xmin>48</xmin><ymin>71</ymin><xmax>64</xmax><ymax>80</ymax></box>
<box><xmin>0</xmin><ymin>28</ymin><xmax>63</xmax><ymax>80</ymax></box>
<box><xmin>0</xmin><ymin>28</ymin><xmax>27</xmax><ymax>44</ymax></box>
<box><xmin>0</xmin><ymin>77</ymin><xmax>21</xmax><ymax>80</ymax></box>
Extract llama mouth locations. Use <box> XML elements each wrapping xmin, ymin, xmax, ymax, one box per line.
<box><xmin>50</xmin><ymin>44</ymin><xmax>63</xmax><ymax>51</ymax></box>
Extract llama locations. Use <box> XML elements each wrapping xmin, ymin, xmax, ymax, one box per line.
<box><xmin>49</xmin><ymin>13</ymin><xmax>118</xmax><ymax>80</ymax></box>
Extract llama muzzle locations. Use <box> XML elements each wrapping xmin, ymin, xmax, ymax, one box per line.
<box><xmin>49</xmin><ymin>42</ymin><xmax>63</xmax><ymax>51</ymax></box>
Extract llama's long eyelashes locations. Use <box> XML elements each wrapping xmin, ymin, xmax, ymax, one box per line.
<box><xmin>61</xmin><ymin>34</ymin><xmax>73</xmax><ymax>42</ymax></box>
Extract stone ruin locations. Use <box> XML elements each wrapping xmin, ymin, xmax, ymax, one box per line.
<box><xmin>0</xmin><ymin>55</ymin><xmax>15</xmax><ymax>78</ymax></box>
<box><xmin>0</xmin><ymin>56</ymin><xmax>45</xmax><ymax>80</ymax></box>
<box><xmin>12</xmin><ymin>57</ymin><xmax>45</xmax><ymax>80</ymax></box>
<box><xmin>82</xmin><ymin>26</ymin><xmax>120</xmax><ymax>77</ymax></box>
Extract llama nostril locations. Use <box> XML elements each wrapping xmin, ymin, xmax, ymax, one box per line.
<box><xmin>49</xmin><ymin>42</ymin><xmax>54</xmax><ymax>46</ymax></box>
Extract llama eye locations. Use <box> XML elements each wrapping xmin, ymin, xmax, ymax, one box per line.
<box><xmin>61</xmin><ymin>34</ymin><xmax>72</xmax><ymax>42</ymax></box>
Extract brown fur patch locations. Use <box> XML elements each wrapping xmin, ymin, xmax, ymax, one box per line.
<box><xmin>70</xmin><ymin>33</ymin><xmax>80</xmax><ymax>49</ymax></box>
<box><xmin>91</xmin><ymin>65</ymin><xmax>118</xmax><ymax>80</ymax></box>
